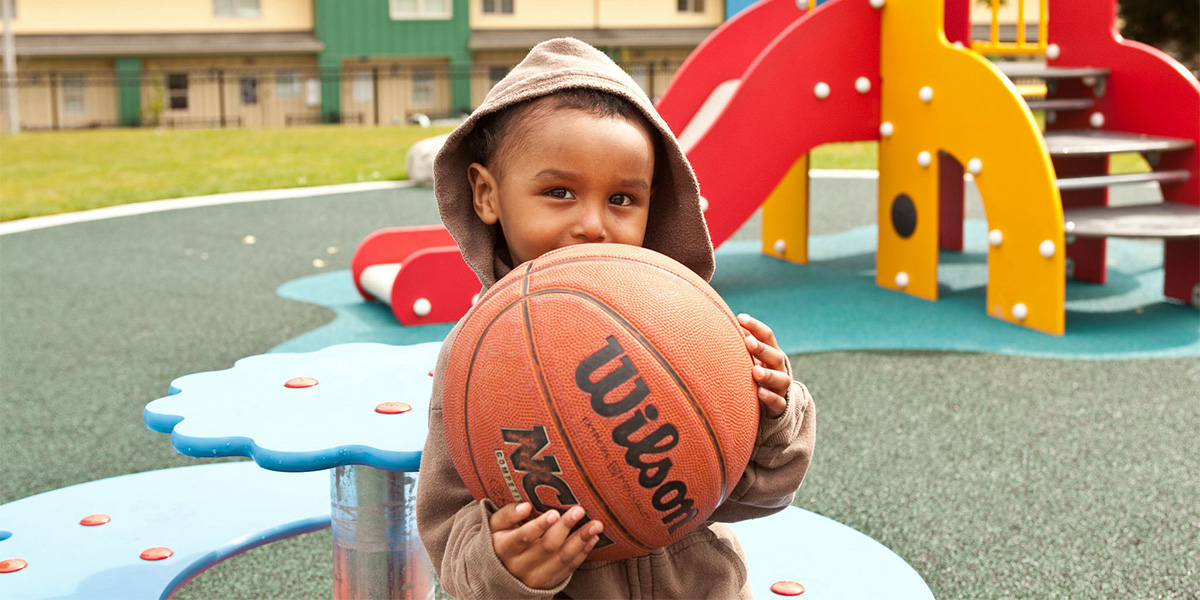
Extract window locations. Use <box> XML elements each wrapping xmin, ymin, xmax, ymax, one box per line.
<box><xmin>62</xmin><ymin>75</ymin><xmax>85</xmax><ymax>115</ymax></box>
<box><xmin>487</xmin><ymin>65</ymin><xmax>508</xmax><ymax>89</ymax></box>
<box><xmin>628</xmin><ymin>64</ymin><xmax>648</xmax><ymax>95</ymax></box>
<box><xmin>276</xmin><ymin>71</ymin><xmax>301</xmax><ymax>100</ymax></box>
<box><xmin>305</xmin><ymin>77</ymin><xmax>321</xmax><ymax>107</ymax></box>
<box><xmin>482</xmin><ymin>0</ymin><xmax>513</xmax><ymax>15</ymax></box>
<box><xmin>412</xmin><ymin>67</ymin><xmax>434</xmax><ymax>105</ymax></box>
<box><xmin>215</xmin><ymin>0</ymin><xmax>260</xmax><ymax>18</ymax></box>
<box><xmin>240</xmin><ymin>76</ymin><xmax>258</xmax><ymax>104</ymax></box>
<box><xmin>677</xmin><ymin>0</ymin><xmax>705</xmax><ymax>13</ymax></box>
<box><xmin>390</xmin><ymin>0</ymin><xmax>451</xmax><ymax>19</ymax></box>
<box><xmin>352</xmin><ymin>72</ymin><xmax>374</xmax><ymax>104</ymax></box>
<box><xmin>167</xmin><ymin>73</ymin><xmax>188</xmax><ymax>110</ymax></box>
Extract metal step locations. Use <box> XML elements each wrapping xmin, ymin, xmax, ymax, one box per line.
<box><xmin>1044</xmin><ymin>130</ymin><xmax>1196</xmax><ymax>157</ymax></box>
<box><xmin>1025</xmin><ymin>97</ymin><xmax>1095</xmax><ymax>111</ymax></box>
<box><xmin>1056</xmin><ymin>170</ymin><xmax>1191</xmax><ymax>191</ymax></box>
<box><xmin>1063</xmin><ymin>202</ymin><xmax>1200</xmax><ymax>239</ymax></box>
<box><xmin>994</xmin><ymin>62</ymin><xmax>1110</xmax><ymax>81</ymax></box>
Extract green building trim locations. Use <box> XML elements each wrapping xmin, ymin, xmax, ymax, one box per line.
<box><xmin>314</xmin><ymin>0</ymin><xmax>472</xmax><ymax>122</ymax></box>
<box><xmin>115</xmin><ymin>57</ymin><xmax>142</xmax><ymax>127</ymax></box>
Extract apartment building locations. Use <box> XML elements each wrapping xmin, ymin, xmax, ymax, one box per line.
<box><xmin>469</xmin><ymin>0</ymin><xmax>724</xmax><ymax>105</ymax></box>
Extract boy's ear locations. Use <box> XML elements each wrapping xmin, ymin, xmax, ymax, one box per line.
<box><xmin>467</xmin><ymin>162</ymin><xmax>500</xmax><ymax>225</ymax></box>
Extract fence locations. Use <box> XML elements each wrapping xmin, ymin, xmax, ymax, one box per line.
<box><xmin>0</xmin><ymin>61</ymin><xmax>683</xmax><ymax>133</ymax></box>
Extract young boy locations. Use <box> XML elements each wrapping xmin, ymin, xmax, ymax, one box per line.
<box><xmin>418</xmin><ymin>38</ymin><xmax>816</xmax><ymax>599</ymax></box>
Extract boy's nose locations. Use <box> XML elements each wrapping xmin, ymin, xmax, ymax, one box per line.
<box><xmin>574</xmin><ymin>204</ymin><xmax>607</xmax><ymax>242</ymax></box>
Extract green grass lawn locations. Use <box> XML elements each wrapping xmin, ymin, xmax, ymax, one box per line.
<box><xmin>0</xmin><ymin>125</ymin><xmax>454</xmax><ymax>221</ymax></box>
<box><xmin>0</xmin><ymin>127</ymin><xmax>1150</xmax><ymax>222</ymax></box>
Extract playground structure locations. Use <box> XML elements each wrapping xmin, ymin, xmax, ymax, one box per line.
<box><xmin>354</xmin><ymin>0</ymin><xmax>1199</xmax><ymax>335</ymax></box>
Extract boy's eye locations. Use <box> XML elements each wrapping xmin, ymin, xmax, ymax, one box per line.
<box><xmin>546</xmin><ymin>188</ymin><xmax>575</xmax><ymax>199</ymax></box>
<box><xmin>609</xmin><ymin>194</ymin><xmax>635</xmax><ymax>207</ymax></box>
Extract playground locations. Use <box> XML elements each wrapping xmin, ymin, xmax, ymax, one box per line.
<box><xmin>2</xmin><ymin>0</ymin><xmax>1198</xmax><ymax>597</ymax></box>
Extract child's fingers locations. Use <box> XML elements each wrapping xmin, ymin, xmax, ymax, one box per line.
<box><xmin>737</xmin><ymin>313</ymin><xmax>780</xmax><ymax>350</ymax></box>
<box><xmin>536</xmin><ymin>505</ymin><xmax>586</xmax><ymax>554</ymax></box>
<box><xmin>752</xmin><ymin>365</ymin><xmax>791</xmax><ymax>398</ymax></box>
<box><xmin>493</xmin><ymin>508</ymin><xmax>559</xmax><ymax>558</ymax></box>
<box><xmin>758</xmin><ymin>386</ymin><xmax>788</xmax><ymax>419</ymax></box>
<box><xmin>488</xmin><ymin>501</ymin><xmax>533</xmax><ymax>533</ymax></box>
<box><xmin>557</xmin><ymin>520</ymin><xmax>604</xmax><ymax>567</ymax></box>
<box><xmin>745</xmin><ymin>334</ymin><xmax>788</xmax><ymax>373</ymax></box>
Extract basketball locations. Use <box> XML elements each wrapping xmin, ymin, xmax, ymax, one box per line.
<box><xmin>441</xmin><ymin>243</ymin><xmax>759</xmax><ymax>561</ymax></box>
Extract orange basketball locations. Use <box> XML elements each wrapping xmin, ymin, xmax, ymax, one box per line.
<box><xmin>442</xmin><ymin>243</ymin><xmax>759</xmax><ymax>561</ymax></box>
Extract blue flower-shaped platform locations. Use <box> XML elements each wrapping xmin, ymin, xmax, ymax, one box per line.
<box><xmin>144</xmin><ymin>342</ymin><xmax>442</xmax><ymax>472</ymax></box>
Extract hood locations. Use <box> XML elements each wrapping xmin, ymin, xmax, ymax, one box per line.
<box><xmin>433</xmin><ymin>37</ymin><xmax>715</xmax><ymax>289</ymax></box>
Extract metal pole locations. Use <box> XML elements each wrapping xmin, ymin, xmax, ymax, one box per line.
<box><xmin>218</xmin><ymin>70</ymin><xmax>226</xmax><ymax>128</ymax></box>
<box><xmin>331</xmin><ymin>465</ymin><xmax>435</xmax><ymax>600</ymax></box>
<box><xmin>2</xmin><ymin>0</ymin><xmax>18</xmax><ymax>133</ymax></box>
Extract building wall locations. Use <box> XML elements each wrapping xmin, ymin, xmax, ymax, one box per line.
<box><xmin>472</xmin><ymin>0</ymin><xmax>724</xmax><ymax>29</ymax></box>
<box><xmin>1</xmin><ymin>59</ymin><xmax>118</xmax><ymax>131</ymax></box>
<box><xmin>315</xmin><ymin>0</ymin><xmax>472</xmax><ymax>117</ymax></box>
<box><xmin>10</xmin><ymin>0</ymin><xmax>313</xmax><ymax>33</ymax></box>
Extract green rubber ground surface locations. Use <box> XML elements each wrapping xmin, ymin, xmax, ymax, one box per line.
<box><xmin>1</xmin><ymin>184</ymin><xmax>1197</xmax><ymax>599</ymax></box>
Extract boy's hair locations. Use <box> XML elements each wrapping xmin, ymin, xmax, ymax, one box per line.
<box><xmin>468</xmin><ymin>88</ymin><xmax>663</xmax><ymax>178</ymax></box>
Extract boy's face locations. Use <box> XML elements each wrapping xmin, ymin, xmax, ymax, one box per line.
<box><xmin>468</xmin><ymin>108</ymin><xmax>655</xmax><ymax>267</ymax></box>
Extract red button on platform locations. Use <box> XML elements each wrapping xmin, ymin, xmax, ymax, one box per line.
<box><xmin>80</xmin><ymin>514</ymin><xmax>111</xmax><ymax>526</ymax></box>
<box><xmin>284</xmin><ymin>377</ymin><xmax>319</xmax><ymax>388</ymax></box>
<box><xmin>0</xmin><ymin>558</ymin><xmax>27</xmax><ymax>573</ymax></box>
<box><xmin>771</xmin><ymin>581</ymin><xmax>805</xmax><ymax>596</ymax></box>
<box><xmin>140</xmin><ymin>547</ymin><xmax>174</xmax><ymax>561</ymax></box>
<box><xmin>375</xmin><ymin>402</ymin><xmax>412</xmax><ymax>414</ymax></box>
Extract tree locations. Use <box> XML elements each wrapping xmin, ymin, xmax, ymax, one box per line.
<box><xmin>1119</xmin><ymin>0</ymin><xmax>1199</xmax><ymax>69</ymax></box>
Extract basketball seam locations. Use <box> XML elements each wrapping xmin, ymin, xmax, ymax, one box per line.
<box><xmin>461</xmin><ymin>274</ymin><xmax>531</xmax><ymax>501</ymax></box>
<box><xmin>521</xmin><ymin>268</ymin><xmax>650</xmax><ymax>552</ymax></box>
<box><xmin>526</xmin><ymin>287</ymin><xmax>731</xmax><ymax>506</ymax></box>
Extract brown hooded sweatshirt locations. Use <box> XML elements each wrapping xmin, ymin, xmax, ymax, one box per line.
<box><xmin>418</xmin><ymin>38</ymin><xmax>815</xmax><ymax>599</ymax></box>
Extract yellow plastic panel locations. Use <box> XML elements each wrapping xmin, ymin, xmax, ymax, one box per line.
<box><xmin>761</xmin><ymin>154</ymin><xmax>811</xmax><ymax>265</ymax></box>
<box><xmin>879</xmin><ymin>0</ymin><xmax>1064</xmax><ymax>334</ymax></box>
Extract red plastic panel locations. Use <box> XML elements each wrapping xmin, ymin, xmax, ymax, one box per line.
<box><xmin>351</xmin><ymin>225</ymin><xmax>457</xmax><ymax>300</ymax></box>
<box><xmin>389</xmin><ymin>246</ymin><xmax>480</xmax><ymax>326</ymax></box>
<box><xmin>686</xmin><ymin>0</ymin><xmax>881</xmax><ymax>247</ymax></box>
<box><xmin>656</xmin><ymin>0</ymin><xmax>805</xmax><ymax>136</ymax></box>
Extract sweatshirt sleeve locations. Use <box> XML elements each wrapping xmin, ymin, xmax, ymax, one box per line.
<box><xmin>708</xmin><ymin>354</ymin><xmax>816</xmax><ymax>523</ymax></box>
<box><xmin>416</xmin><ymin>328</ymin><xmax>572</xmax><ymax>600</ymax></box>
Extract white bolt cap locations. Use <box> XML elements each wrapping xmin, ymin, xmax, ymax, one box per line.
<box><xmin>1046</xmin><ymin>43</ymin><xmax>1061</xmax><ymax>60</ymax></box>
<box><xmin>988</xmin><ymin>229</ymin><xmax>1003</xmax><ymax>247</ymax></box>
<box><xmin>919</xmin><ymin>86</ymin><xmax>933</xmax><ymax>103</ymax></box>
<box><xmin>869</xmin><ymin>0</ymin><xmax>884</xmax><ymax>8</ymax></box>
<box><xmin>1045</xmin><ymin>110</ymin><xmax>1057</xmax><ymax>124</ymax></box>
<box><xmin>879</xmin><ymin>121</ymin><xmax>894</xmax><ymax>137</ymax></box>
<box><xmin>1089</xmin><ymin>112</ymin><xmax>1105</xmax><ymax>128</ymax></box>
<box><xmin>855</xmin><ymin>77</ymin><xmax>871</xmax><ymax>94</ymax></box>
<box><xmin>917</xmin><ymin>151</ymin><xmax>932</xmax><ymax>167</ymax></box>
<box><xmin>951</xmin><ymin>41</ymin><xmax>965</xmax><ymax>49</ymax></box>
<box><xmin>895</xmin><ymin>271</ymin><xmax>909</xmax><ymax>289</ymax></box>
<box><xmin>413</xmin><ymin>298</ymin><xmax>432</xmax><ymax>317</ymax></box>
<box><xmin>796</xmin><ymin>0</ymin><xmax>809</xmax><ymax>9</ymax></box>
<box><xmin>1012</xmin><ymin>303</ymin><xmax>1029</xmax><ymax>321</ymax></box>
<box><xmin>967</xmin><ymin>158</ymin><xmax>983</xmax><ymax>175</ymax></box>
<box><xmin>814</xmin><ymin>81</ymin><xmax>831</xmax><ymax>99</ymax></box>
<box><xmin>1039</xmin><ymin>240</ymin><xmax>1056</xmax><ymax>258</ymax></box>
<box><xmin>699</xmin><ymin>196</ymin><xmax>709</xmax><ymax>212</ymax></box>
<box><xmin>773</xmin><ymin>239</ymin><xmax>787</xmax><ymax>255</ymax></box>
<box><xmin>470</xmin><ymin>293</ymin><xmax>480</xmax><ymax>306</ymax></box>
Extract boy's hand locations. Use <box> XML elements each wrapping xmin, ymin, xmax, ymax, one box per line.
<box><xmin>488</xmin><ymin>501</ymin><xmax>604</xmax><ymax>590</ymax></box>
<box><xmin>738</xmin><ymin>313</ymin><xmax>790</xmax><ymax>419</ymax></box>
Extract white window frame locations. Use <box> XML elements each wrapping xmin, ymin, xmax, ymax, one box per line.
<box><xmin>62</xmin><ymin>75</ymin><xmax>85</xmax><ymax>115</ymax></box>
<box><xmin>276</xmin><ymin>70</ymin><xmax>301</xmax><ymax>100</ymax></box>
<box><xmin>215</xmin><ymin>0</ymin><xmax>261</xmax><ymax>18</ymax></box>
<box><xmin>482</xmin><ymin>0</ymin><xmax>514</xmax><ymax>15</ymax></box>
<box><xmin>352</xmin><ymin>72</ymin><xmax>374</xmax><ymax>104</ymax></box>
<box><xmin>390</xmin><ymin>0</ymin><xmax>452</xmax><ymax>20</ymax></box>
<box><xmin>677</xmin><ymin>0</ymin><xmax>705</xmax><ymax>14</ymax></box>
<box><xmin>411</xmin><ymin>67</ymin><xmax>435</xmax><ymax>106</ymax></box>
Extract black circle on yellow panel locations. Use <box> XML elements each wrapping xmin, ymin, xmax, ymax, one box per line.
<box><xmin>891</xmin><ymin>194</ymin><xmax>917</xmax><ymax>239</ymax></box>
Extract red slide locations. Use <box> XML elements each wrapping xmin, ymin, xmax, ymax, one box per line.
<box><xmin>671</xmin><ymin>0</ymin><xmax>883</xmax><ymax>247</ymax></box>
